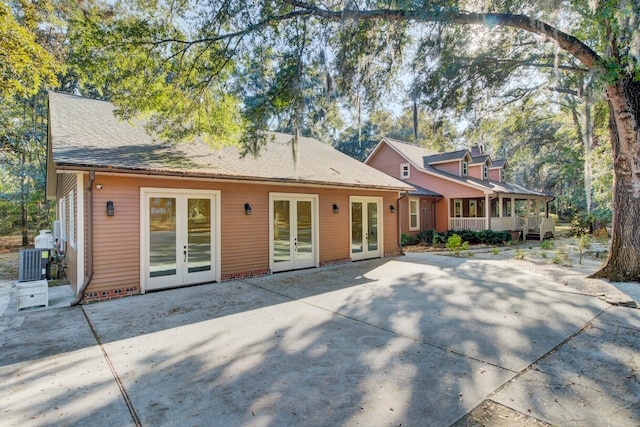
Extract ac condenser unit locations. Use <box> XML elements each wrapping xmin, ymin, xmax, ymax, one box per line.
<box><xmin>19</xmin><ymin>249</ymin><xmax>47</xmax><ymax>282</ymax></box>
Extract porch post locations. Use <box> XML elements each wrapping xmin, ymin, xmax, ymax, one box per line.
<box><xmin>447</xmin><ymin>198</ymin><xmax>451</xmax><ymax>230</ymax></box>
<box><xmin>498</xmin><ymin>195</ymin><xmax>503</xmax><ymax>217</ymax></box>
<box><xmin>511</xmin><ymin>197</ymin><xmax>515</xmax><ymax>217</ymax></box>
<box><xmin>485</xmin><ymin>194</ymin><xmax>490</xmax><ymax>230</ymax></box>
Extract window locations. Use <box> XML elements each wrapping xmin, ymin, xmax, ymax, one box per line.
<box><xmin>400</xmin><ymin>163</ymin><xmax>410</xmax><ymax>179</ymax></box>
<box><xmin>462</xmin><ymin>161</ymin><xmax>468</xmax><ymax>176</ymax></box>
<box><xmin>483</xmin><ymin>165</ymin><xmax>488</xmax><ymax>179</ymax></box>
<box><xmin>409</xmin><ymin>199</ymin><xmax>419</xmax><ymax>230</ymax></box>
<box><xmin>58</xmin><ymin>197</ymin><xmax>67</xmax><ymax>241</ymax></box>
<box><xmin>69</xmin><ymin>190</ymin><xmax>75</xmax><ymax>248</ymax></box>
<box><xmin>500</xmin><ymin>169</ymin><xmax>505</xmax><ymax>182</ymax></box>
<box><xmin>504</xmin><ymin>199</ymin><xmax>512</xmax><ymax>217</ymax></box>
<box><xmin>454</xmin><ymin>199</ymin><xmax>462</xmax><ymax>217</ymax></box>
<box><xmin>469</xmin><ymin>200</ymin><xmax>477</xmax><ymax>217</ymax></box>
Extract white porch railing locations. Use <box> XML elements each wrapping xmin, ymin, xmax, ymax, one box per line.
<box><xmin>490</xmin><ymin>217</ymin><xmax>518</xmax><ymax>231</ymax></box>
<box><xmin>528</xmin><ymin>215</ymin><xmax>542</xmax><ymax>230</ymax></box>
<box><xmin>539</xmin><ymin>218</ymin><xmax>555</xmax><ymax>240</ymax></box>
<box><xmin>448</xmin><ymin>217</ymin><xmax>486</xmax><ymax>231</ymax></box>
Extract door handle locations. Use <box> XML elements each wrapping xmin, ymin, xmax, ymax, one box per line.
<box><xmin>294</xmin><ymin>237</ymin><xmax>298</xmax><ymax>252</ymax></box>
<box><xmin>183</xmin><ymin>245</ymin><xmax>187</xmax><ymax>262</ymax></box>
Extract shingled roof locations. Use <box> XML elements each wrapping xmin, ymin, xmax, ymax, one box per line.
<box><xmin>368</xmin><ymin>137</ymin><xmax>552</xmax><ymax>198</ymax></box>
<box><xmin>48</xmin><ymin>92</ymin><xmax>413</xmax><ymax>192</ymax></box>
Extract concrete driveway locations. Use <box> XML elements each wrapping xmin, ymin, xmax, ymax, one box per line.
<box><xmin>1</xmin><ymin>253</ymin><xmax>638</xmax><ymax>426</ymax></box>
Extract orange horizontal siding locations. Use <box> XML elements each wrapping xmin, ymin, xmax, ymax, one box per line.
<box><xmin>63</xmin><ymin>174</ymin><xmax>401</xmax><ymax>296</ymax></box>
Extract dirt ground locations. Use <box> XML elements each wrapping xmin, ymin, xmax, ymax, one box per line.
<box><xmin>0</xmin><ymin>235</ymin><xmax>21</xmax><ymax>281</ymax></box>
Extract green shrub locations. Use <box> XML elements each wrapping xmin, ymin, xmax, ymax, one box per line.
<box><xmin>514</xmin><ymin>249</ymin><xmax>526</xmax><ymax>259</ymax></box>
<box><xmin>401</xmin><ymin>233</ymin><xmax>419</xmax><ymax>246</ymax></box>
<box><xmin>491</xmin><ymin>248</ymin><xmax>500</xmax><ymax>255</ymax></box>
<box><xmin>540</xmin><ymin>239</ymin><xmax>554</xmax><ymax>250</ymax></box>
<box><xmin>578</xmin><ymin>233</ymin><xmax>592</xmax><ymax>264</ymax></box>
<box><xmin>446</xmin><ymin>233</ymin><xmax>469</xmax><ymax>256</ymax></box>
<box><xmin>445</xmin><ymin>229</ymin><xmax>512</xmax><ymax>245</ymax></box>
<box><xmin>553</xmin><ymin>249</ymin><xmax>570</xmax><ymax>264</ymax></box>
<box><xmin>417</xmin><ymin>229</ymin><xmax>436</xmax><ymax>245</ymax></box>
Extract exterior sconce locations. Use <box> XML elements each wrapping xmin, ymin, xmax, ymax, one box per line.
<box><xmin>244</xmin><ymin>203</ymin><xmax>252</xmax><ymax>215</ymax></box>
<box><xmin>390</xmin><ymin>204</ymin><xmax>396</xmax><ymax>213</ymax></box>
<box><xmin>333</xmin><ymin>203</ymin><xmax>339</xmax><ymax>214</ymax></box>
<box><xmin>106</xmin><ymin>201</ymin><xmax>114</xmax><ymax>216</ymax></box>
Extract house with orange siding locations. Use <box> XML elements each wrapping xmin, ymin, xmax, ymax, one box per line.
<box><xmin>46</xmin><ymin>92</ymin><xmax>413</xmax><ymax>304</ymax></box>
<box><xmin>365</xmin><ymin>137</ymin><xmax>555</xmax><ymax>239</ymax></box>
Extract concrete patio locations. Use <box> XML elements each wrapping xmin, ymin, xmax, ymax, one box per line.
<box><xmin>1</xmin><ymin>253</ymin><xmax>638</xmax><ymax>426</ymax></box>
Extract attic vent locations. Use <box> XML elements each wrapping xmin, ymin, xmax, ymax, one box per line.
<box><xmin>19</xmin><ymin>249</ymin><xmax>46</xmax><ymax>282</ymax></box>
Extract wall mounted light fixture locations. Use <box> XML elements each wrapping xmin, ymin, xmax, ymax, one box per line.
<box><xmin>390</xmin><ymin>204</ymin><xmax>396</xmax><ymax>213</ymax></box>
<box><xmin>333</xmin><ymin>203</ymin><xmax>339</xmax><ymax>214</ymax></box>
<box><xmin>106</xmin><ymin>201</ymin><xmax>114</xmax><ymax>216</ymax></box>
<box><xmin>245</xmin><ymin>203</ymin><xmax>252</xmax><ymax>215</ymax></box>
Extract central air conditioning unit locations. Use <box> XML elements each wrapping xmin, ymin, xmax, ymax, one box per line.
<box><xmin>19</xmin><ymin>249</ymin><xmax>47</xmax><ymax>282</ymax></box>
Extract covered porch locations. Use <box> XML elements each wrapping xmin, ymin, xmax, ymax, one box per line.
<box><xmin>448</xmin><ymin>195</ymin><xmax>555</xmax><ymax>240</ymax></box>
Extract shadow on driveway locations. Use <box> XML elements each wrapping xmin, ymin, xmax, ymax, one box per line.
<box><xmin>1</xmin><ymin>254</ymin><xmax>636</xmax><ymax>426</ymax></box>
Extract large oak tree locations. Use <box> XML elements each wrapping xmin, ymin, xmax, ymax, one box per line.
<box><xmin>71</xmin><ymin>0</ymin><xmax>639</xmax><ymax>281</ymax></box>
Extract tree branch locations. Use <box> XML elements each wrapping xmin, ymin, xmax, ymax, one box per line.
<box><xmin>454</xmin><ymin>56</ymin><xmax>590</xmax><ymax>73</ymax></box>
<box><xmin>281</xmin><ymin>1</ymin><xmax>602</xmax><ymax>71</ymax></box>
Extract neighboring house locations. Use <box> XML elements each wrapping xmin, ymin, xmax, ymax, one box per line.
<box><xmin>46</xmin><ymin>92</ymin><xmax>413</xmax><ymax>303</ymax></box>
<box><xmin>365</xmin><ymin>137</ymin><xmax>555</xmax><ymax>240</ymax></box>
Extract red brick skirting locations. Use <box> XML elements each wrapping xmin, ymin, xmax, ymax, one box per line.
<box><xmin>221</xmin><ymin>268</ymin><xmax>270</xmax><ymax>281</ymax></box>
<box><xmin>83</xmin><ymin>286</ymin><xmax>141</xmax><ymax>304</ymax></box>
<box><xmin>319</xmin><ymin>258</ymin><xmax>352</xmax><ymax>267</ymax></box>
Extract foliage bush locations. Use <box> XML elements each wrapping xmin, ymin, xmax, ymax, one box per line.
<box><xmin>593</xmin><ymin>227</ymin><xmax>609</xmax><ymax>244</ymax></box>
<box><xmin>540</xmin><ymin>239</ymin><xmax>554</xmax><ymax>250</ymax></box>
<box><xmin>435</xmin><ymin>229</ymin><xmax>512</xmax><ymax>245</ymax></box>
<box><xmin>416</xmin><ymin>229</ymin><xmax>435</xmax><ymax>245</ymax></box>
<box><xmin>401</xmin><ymin>233</ymin><xmax>419</xmax><ymax>246</ymax></box>
<box><xmin>570</xmin><ymin>209</ymin><xmax>612</xmax><ymax>237</ymax></box>
<box><xmin>446</xmin><ymin>233</ymin><xmax>468</xmax><ymax>256</ymax></box>
<box><xmin>578</xmin><ymin>233</ymin><xmax>592</xmax><ymax>264</ymax></box>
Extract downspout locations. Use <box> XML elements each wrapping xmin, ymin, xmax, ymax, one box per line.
<box><xmin>397</xmin><ymin>192</ymin><xmax>409</xmax><ymax>255</ymax></box>
<box><xmin>71</xmin><ymin>171</ymin><xmax>94</xmax><ymax>306</ymax></box>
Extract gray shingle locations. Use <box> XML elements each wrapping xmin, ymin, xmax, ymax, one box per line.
<box><xmin>48</xmin><ymin>92</ymin><xmax>413</xmax><ymax>191</ymax></box>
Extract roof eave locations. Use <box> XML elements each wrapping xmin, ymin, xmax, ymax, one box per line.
<box><xmin>54</xmin><ymin>163</ymin><xmax>414</xmax><ymax>192</ymax></box>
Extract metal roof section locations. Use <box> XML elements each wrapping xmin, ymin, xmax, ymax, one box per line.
<box><xmin>48</xmin><ymin>92</ymin><xmax>413</xmax><ymax>192</ymax></box>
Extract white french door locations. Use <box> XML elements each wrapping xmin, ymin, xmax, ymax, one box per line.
<box><xmin>270</xmin><ymin>193</ymin><xmax>318</xmax><ymax>273</ymax></box>
<box><xmin>350</xmin><ymin>197</ymin><xmax>383</xmax><ymax>261</ymax></box>
<box><xmin>141</xmin><ymin>189</ymin><xmax>220</xmax><ymax>292</ymax></box>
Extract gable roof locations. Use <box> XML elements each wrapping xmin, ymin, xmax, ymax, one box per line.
<box><xmin>48</xmin><ymin>92</ymin><xmax>412</xmax><ymax>192</ymax></box>
<box><xmin>470</xmin><ymin>154</ymin><xmax>492</xmax><ymax>166</ymax></box>
<box><xmin>422</xmin><ymin>149</ymin><xmax>471</xmax><ymax>166</ymax></box>
<box><xmin>491</xmin><ymin>158</ymin><xmax>508</xmax><ymax>169</ymax></box>
<box><xmin>366</xmin><ymin>137</ymin><xmax>552</xmax><ymax>198</ymax></box>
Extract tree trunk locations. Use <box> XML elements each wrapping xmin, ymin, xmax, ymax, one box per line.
<box><xmin>592</xmin><ymin>75</ymin><xmax>640</xmax><ymax>282</ymax></box>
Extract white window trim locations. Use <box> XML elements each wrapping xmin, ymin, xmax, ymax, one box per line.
<box><xmin>461</xmin><ymin>161</ymin><xmax>468</xmax><ymax>176</ymax></box>
<box><xmin>68</xmin><ymin>190</ymin><xmax>76</xmax><ymax>249</ymax></box>
<box><xmin>483</xmin><ymin>165</ymin><xmax>488</xmax><ymax>179</ymax></box>
<box><xmin>500</xmin><ymin>169</ymin><xmax>505</xmax><ymax>182</ymax></box>
<box><xmin>409</xmin><ymin>198</ymin><xmax>419</xmax><ymax>231</ymax></box>
<box><xmin>58</xmin><ymin>197</ymin><xmax>67</xmax><ymax>242</ymax></box>
<box><xmin>400</xmin><ymin>163</ymin><xmax>410</xmax><ymax>179</ymax></box>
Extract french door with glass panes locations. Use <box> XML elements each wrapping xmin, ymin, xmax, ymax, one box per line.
<box><xmin>350</xmin><ymin>197</ymin><xmax>383</xmax><ymax>261</ymax></box>
<box><xmin>141</xmin><ymin>189</ymin><xmax>219</xmax><ymax>292</ymax></box>
<box><xmin>270</xmin><ymin>194</ymin><xmax>318</xmax><ymax>272</ymax></box>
